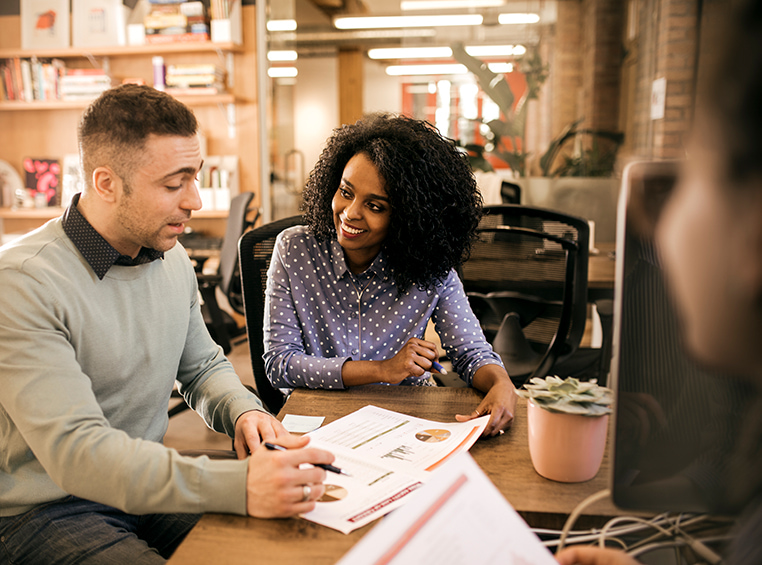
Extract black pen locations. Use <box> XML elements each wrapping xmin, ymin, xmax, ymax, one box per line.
<box><xmin>264</xmin><ymin>442</ymin><xmax>352</xmax><ymax>476</ymax></box>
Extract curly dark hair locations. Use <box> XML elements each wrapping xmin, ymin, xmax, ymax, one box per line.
<box><xmin>302</xmin><ymin>113</ymin><xmax>483</xmax><ymax>292</ymax></box>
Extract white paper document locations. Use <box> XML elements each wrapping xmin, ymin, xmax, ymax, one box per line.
<box><xmin>281</xmin><ymin>413</ymin><xmax>325</xmax><ymax>434</ymax></box>
<box><xmin>300</xmin><ymin>405</ymin><xmax>488</xmax><ymax>534</ymax></box>
<box><xmin>336</xmin><ymin>452</ymin><xmax>558</xmax><ymax>565</ymax></box>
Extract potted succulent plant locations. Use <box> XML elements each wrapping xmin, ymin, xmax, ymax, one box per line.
<box><xmin>517</xmin><ymin>376</ymin><xmax>613</xmax><ymax>483</ymax></box>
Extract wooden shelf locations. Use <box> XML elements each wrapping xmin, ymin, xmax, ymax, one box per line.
<box><xmin>0</xmin><ymin>207</ymin><xmax>230</xmax><ymax>219</ymax></box>
<box><xmin>0</xmin><ymin>41</ymin><xmax>243</xmax><ymax>60</ymax></box>
<box><xmin>0</xmin><ymin>93</ymin><xmax>239</xmax><ymax>111</ymax></box>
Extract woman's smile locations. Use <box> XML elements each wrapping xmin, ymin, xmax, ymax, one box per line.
<box><xmin>332</xmin><ymin>152</ymin><xmax>391</xmax><ymax>273</ymax></box>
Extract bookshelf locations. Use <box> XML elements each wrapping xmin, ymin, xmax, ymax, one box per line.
<box><xmin>0</xmin><ymin>6</ymin><xmax>259</xmax><ymax>239</ymax></box>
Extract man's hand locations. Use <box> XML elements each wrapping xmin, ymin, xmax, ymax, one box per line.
<box><xmin>234</xmin><ymin>410</ymin><xmax>292</xmax><ymax>458</ymax></box>
<box><xmin>455</xmin><ymin>365</ymin><xmax>516</xmax><ymax>436</ymax></box>
<box><xmin>245</xmin><ymin>438</ymin><xmax>336</xmax><ymax>518</ymax></box>
<box><xmin>556</xmin><ymin>546</ymin><xmax>639</xmax><ymax>565</ymax></box>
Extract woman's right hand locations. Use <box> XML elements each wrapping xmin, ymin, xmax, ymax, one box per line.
<box><xmin>380</xmin><ymin>338</ymin><xmax>442</xmax><ymax>384</ymax></box>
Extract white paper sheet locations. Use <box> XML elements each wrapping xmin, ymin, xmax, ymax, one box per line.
<box><xmin>281</xmin><ymin>413</ymin><xmax>325</xmax><ymax>434</ymax></box>
<box><xmin>300</xmin><ymin>405</ymin><xmax>488</xmax><ymax>534</ymax></box>
<box><xmin>336</xmin><ymin>452</ymin><xmax>558</xmax><ymax>565</ymax></box>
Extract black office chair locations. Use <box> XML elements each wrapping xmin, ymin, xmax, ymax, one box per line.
<box><xmin>197</xmin><ymin>191</ymin><xmax>258</xmax><ymax>354</ymax></box>
<box><xmin>168</xmin><ymin>192</ymin><xmax>258</xmax><ymax>419</ymax></box>
<box><xmin>238</xmin><ymin>215</ymin><xmax>305</xmax><ymax>415</ymax></box>
<box><xmin>460</xmin><ymin>204</ymin><xmax>609</xmax><ymax>387</ymax></box>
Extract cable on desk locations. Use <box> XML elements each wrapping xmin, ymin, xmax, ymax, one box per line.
<box><xmin>550</xmin><ymin>508</ymin><xmax>732</xmax><ymax>564</ymax></box>
<box><xmin>557</xmin><ymin>489</ymin><xmax>612</xmax><ymax>551</ymax></box>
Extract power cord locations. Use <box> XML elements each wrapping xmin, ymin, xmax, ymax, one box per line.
<box><xmin>538</xmin><ymin>489</ymin><xmax>733</xmax><ymax>564</ymax></box>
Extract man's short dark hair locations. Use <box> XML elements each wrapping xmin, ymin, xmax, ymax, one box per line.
<box><xmin>78</xmin><ymin>84</ymin><xmax>199</xmax><ymax>186</ymax></box>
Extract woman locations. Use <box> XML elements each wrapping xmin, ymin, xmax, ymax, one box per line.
<box><xmin>263</xmin><ymin>113</ymin><xmax>515</xmax><ymax>436</ymax></box>
<box><xmin>556</xmin><ymin>1</ymin><xmax>762</xmax><ymax>563</ymax></box>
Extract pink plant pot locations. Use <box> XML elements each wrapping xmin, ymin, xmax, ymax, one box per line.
<box><xmin>526</xmin><ymin>399</ymin><xmax>609</xmax><ymax>483</ymax></box>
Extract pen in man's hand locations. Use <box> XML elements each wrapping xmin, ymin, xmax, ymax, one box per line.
<box><xmin>263</xmin><ymin>442</ymin><xmax>352</xmax><ymax>476</ymax></box>
<box><xmin>431</xmin><ymin>360</ymin><xmax>448</xmax><ymax>375</ymax></box>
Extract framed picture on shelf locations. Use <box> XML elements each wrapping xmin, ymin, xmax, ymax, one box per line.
<box><xmin>23</xmin><ymin>157</ymin><xmax>61</xmax><ymax>208</ymax></box>
<box><xmin>72</xmin><ymin>0</ymin><xmax>128</xmax><ymax>47</ymax></box>
<box><xmin>21</xmin><ymin>0</ymin><xmax>71</xmax><ymax>50</ymax></box>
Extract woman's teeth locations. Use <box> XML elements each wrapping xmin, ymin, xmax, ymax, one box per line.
<box><xmin>343</xmin><ymin>223</ymin><xmax>364</xmax><ymax>234</ymax></box>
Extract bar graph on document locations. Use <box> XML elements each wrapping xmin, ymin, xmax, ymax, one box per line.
<box><xmin>299</xmin><ymin>405</ymin><xmax>488</xmax><ymax>534</ymax></box>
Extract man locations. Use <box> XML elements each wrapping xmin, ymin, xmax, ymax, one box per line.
<box><xmin>556</xmin><ymin>1</ymin><xmax>762</xmax><ymax>564</ymax></box>
<box><xmin>0</xmin><ymin>84</ymin><xmax>333</xmax><ymax>563</ymax></box>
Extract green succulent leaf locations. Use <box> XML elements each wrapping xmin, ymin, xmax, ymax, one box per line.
<box><xmin>516</xmin><ymin>376</ymin><xmax>613</xmax><ymax>416</ymax></box>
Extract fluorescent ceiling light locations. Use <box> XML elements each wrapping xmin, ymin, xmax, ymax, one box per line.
<box><xmin>368</xmin><ymin>44</ymin><xmax>525</xmax><ymax>59</ymax></box>
<box><xmin>296</xmin><ymin>29</ymin><xmax>436</xmax><ymax>41</ymax></box>
<box><xmin>498</xmin><ymin>13</ymin><xmax>540</xmax><ymax>24</ymax></box>
<box><xmin>466</xmin><ymin>44</ymin><xmax>524</xmax><ymax>57</ymax></box>
<box><xmin>487</xmin><ymin>62</ymin><xmax>513</xmax><ymax>73</ymax></box>
<box><xmin>368</xmin><ymin>47</ymin><xmax>452</xmax><ymax>59</ymax></box>
<box><xmin>334</xmin><ymin>14</ymin><xmax>483</xmax><ymax>29</ymax></box>
<box><xmin>402</xmin><ymin>0</ymin><xmax>505</xmax><ymax>9</ymax></box>
<box><xmin>385</xmin><ymin>62</ymin><xmax>513</xmax><ymax>76</ymax></box>
<box><xmin>267</xmin><ymin>50</ymin><xmax>298</xmax><ymax>62</ymax></box>
<box><xmin>268</xmin><ymin>67</ymin><xmax>298</xmax><ymax>78</ymax></box>
<box><xmin>267</xmin><ymin>19</ymin><xmax>297</xmax><ymax>31</ymax></box>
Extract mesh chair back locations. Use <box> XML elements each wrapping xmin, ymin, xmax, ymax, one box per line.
<box><xmin>238</xmin><ymin>215</ymin><xmax>305</xmax><ymax>414</ymax></box>
<box><xmin>460</xmin><ymin>205</ymin><xmax>589</xmax><ymax>383</ymax></box>
<box><xmin>218</xmin><ymin>192</ymin><xmax>256</xmax><ymax>315</ymax></box>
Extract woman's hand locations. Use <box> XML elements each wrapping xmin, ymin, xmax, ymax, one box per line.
<box><xmin>455</xmin><ymin>364</ymin><xmax>516</xmax><ymax>436</ymax></box>
<box><xmin>378</xmin><ymin>338</ymin><xmax>442</xmax><ymax>384</ymax></box>
<box><xmin>341</xmin><ymin>338</ymin><xmax>444</xmax><ymax>386</ymax></box>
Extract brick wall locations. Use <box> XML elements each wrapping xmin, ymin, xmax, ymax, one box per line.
<box><xmin>540</xmin><ymin>0</ymin><xmax>704</xmax><ymax>169</ymax></box>
<box><xmin>624</xmin><ymin>0</ymin><xmax>700</xmax><ymax>160</ymax></box>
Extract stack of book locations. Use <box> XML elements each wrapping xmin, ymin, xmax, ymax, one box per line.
<box><xmin>145</xmin><ymin>0</ymin><xmax>210</xmax><ymax>44</ymax></box>
<box><xmin>60</xmin><ymin>69</ymin><xmax>112</xmax><ymax>101</ymax></box>
<box><xmin>1</xmin><ymin>58</ymin><xmax>65</xmax><ymax>102</ymax></box>
<box><xmin>164</xmin><ymin>63</ymin><xmax>226</xmax><ymax>96</ymax></box>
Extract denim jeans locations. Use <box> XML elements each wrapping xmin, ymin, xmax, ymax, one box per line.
<box><xmin>0</xmin><ymin>496</ymin><xmax>200</xmax><ymax>565</ymax></box>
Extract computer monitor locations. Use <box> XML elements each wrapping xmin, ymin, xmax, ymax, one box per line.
<box><xmin>609</xmin><ymin>160</ymin><xmax>753</xmax><ymax>516</ymax></box>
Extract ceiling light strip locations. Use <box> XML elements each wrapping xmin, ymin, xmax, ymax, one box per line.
<box><xmin>385</xmin><ymin>62</ymin><xmax>513</xmax><ymax>76</ymax></box>
<box><xmin>368</xmin><ymin>45</ymin><xmax>525</xmax><ymax>60</ymax></box>
<box><xmin>334</xmin><ymin>14</ymin><xmax>483</xmax><ymax>30</ymax></box>
<box><xmin>401</xmin><ymin>0</ymin><xmax>505</xmax><ymax>9</ymax></box>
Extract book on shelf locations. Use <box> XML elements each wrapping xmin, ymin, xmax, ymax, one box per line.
<box><xmin>179</xmin><ymin>2</ymin><xmax>206</xmax><ymax>17</ymax></box>
<box><xmin>0</xmin><ymin>57</ymin><xmax>66</xmax><ymax>102</ymax></box>
<box><xmin>144</xmin><ymin>32</ymin><xmax>210</xmax><ymax>44</ymax></box>
<box><xmin>166</xmin><ymin>74</ymin><xmax>223</xmax><ymax>86</ymax></box>
<box><xmin>165</xmin><ymin>85</ymin><xmax>225</xmax><ymax>96</ymax></box>
<box><xmin>144</xmin><ymin>12</ymin><xmax>188</xmax><ymax>29</ymax></box>
<box><xmin>20</xmin><ymin>60</ymin><xmax>34</xmax><ymax>102</ymax></box>
<box><xmin>60</xmin><ymin>69</ymin><xmax>111</xmax><ymax>100</ymax></box>
<box><xmin>166</xmin><ymin>63</ymin><xmax>221</xmax><ymax>75</ymax></box>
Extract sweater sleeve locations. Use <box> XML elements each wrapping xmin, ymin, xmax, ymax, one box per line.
<box><xmin>174</xmin><ymin>255</ymin><xmax>268</xmax><ymax>434</ymax></box>
<box><xmin>0</xmin><ymin>250</ymin><xmax>251</xmax><ymax>517</ymax></box>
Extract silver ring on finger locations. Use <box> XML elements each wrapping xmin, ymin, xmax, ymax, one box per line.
<box><xmin>301</xmin><ymin>484</ymin><xmax>312</xmax><ymax>502</ymax></box>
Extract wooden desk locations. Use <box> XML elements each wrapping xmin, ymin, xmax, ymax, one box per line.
<box><xmin>588</xmin><ymin>242</ymin><xmax>616</xmax><ymax>291</ymax></box>
<box><xmin>170</xmin><ymin>386</ymin><xmax>626</xmax><ymax>565</ymax></box>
